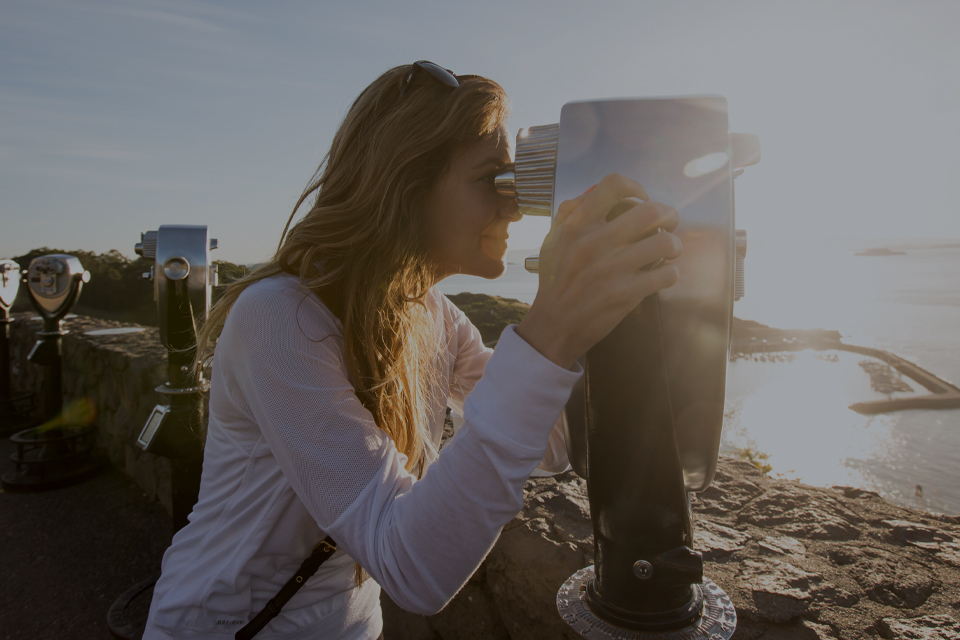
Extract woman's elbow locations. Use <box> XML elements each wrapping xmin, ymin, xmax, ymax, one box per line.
<box><xmin>387</xmin><ymin>588</ymin><xmax>454</xmax><ymax>616</ymax></box>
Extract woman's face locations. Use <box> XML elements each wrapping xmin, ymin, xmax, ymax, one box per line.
<box><xmin>422</xmin><ymin>128</ymin><xmax>521</xmax><ymax>282</ymax></box>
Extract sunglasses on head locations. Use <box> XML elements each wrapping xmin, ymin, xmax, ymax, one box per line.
<box><xmin>399</xmin><ymin>60</ymin><xmax>460</xmax><ymax>97</ymax></box>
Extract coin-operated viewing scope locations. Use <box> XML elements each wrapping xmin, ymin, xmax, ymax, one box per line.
<box><xmin>24</xmin><ymin>255</ymin><xmax>91</xmax><ymax>417</ymax></box>
<box><xmin>496</xmin><ymin>97</ymin><xmax>760</xmax><ymax>639</ymax></box>
<box><xmin>1</xmin><ymin>259</ymin><xmax>24</xmax><ymax>425</ymax></box>
<box><xmin>133</xmin><ymin>225</ymin><xmax>217</xmax><ymax>529</ymax></box>
<box><xmin>2</xmin><ymin>254</ymin><xmax>98</xmax><ymax>491</ymax></box>
<box><xmin>107</xmin><ymin>227</ymin><xmax>218</xmax><ymax>638</ymax></box>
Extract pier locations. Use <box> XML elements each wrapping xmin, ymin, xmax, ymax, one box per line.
<box><xmin>731</xmin><ymin>319</ymin><xmax>960</xmax><ymax>415</ymax></box>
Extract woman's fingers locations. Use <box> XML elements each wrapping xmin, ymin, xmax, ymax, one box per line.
<box><xmin>629</xmin><ymin>262</ymin><xmax>680</xmax><ymax>299</ymax></box>
<box><xmin>616</xmin><ymin>230</ymin><xmax>683</xmax><ymax>272</ymax></box>
<box><xmin>605</xmin><ymin>200</ymin><xmax>679</xmax><ymax>244</ymax></box>
<box><xmin>554</xmin><ymin>194</ymin><xmax>586</xmax><ymax>225</ymax></box>
<box><xmin>565</xmin><ymin>174</ymin><xmax>650</xmax><ymax>226</ymax></box>
<box><xmin>518</xmin><ymin>173</ymin><xmax>682</xmax><ymax>368</ymax></box>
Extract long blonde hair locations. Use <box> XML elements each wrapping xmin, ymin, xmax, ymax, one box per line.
<box><xmin>198</xmin><ymin>65</ymin><xmax>509</xmax><ymax>475</ymax></box>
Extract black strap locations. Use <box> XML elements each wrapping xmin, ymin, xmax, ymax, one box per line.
<box><xmin>235</xmin><ymin>536</ymin><xmax>337</xmax><ymax>640</ymax></box>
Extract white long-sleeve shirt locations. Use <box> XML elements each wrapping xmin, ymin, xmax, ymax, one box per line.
<box><xmin>143</xmin><ymin>274</ymin><xmax>580</xmax><ymax>640</ymax></box>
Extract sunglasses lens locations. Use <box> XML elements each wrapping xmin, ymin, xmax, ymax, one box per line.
<box><xmin>415</xmin><ymin>61</ymin><xmax>459</xmax><ymax>88</ymax></box>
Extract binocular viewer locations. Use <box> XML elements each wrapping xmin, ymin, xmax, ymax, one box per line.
<box><xmin>24</xmin><ymin>255</ymin><xmax>91</xmax><ymax>366</ymax></box>
<box><xmin>496</xmin><ymin>96</ymin><xmax>760</xmax><ymax>639</ymax></box>
<box><xmin>0</xmin><ymin>260</ymin><xmax>21</xmax><ymax>317</ymax></box>
<box><xmin>1</xmin><ymin>260</ymin><xmax>25</xmax><ymax>428</ymax></box>
<box><xmin>135</xmin><ymin>225</ymin><xmax>219</xmax><ymax>356</ymax></box>
<box><xmin>24</xmin><ymin>254</ymin><xmax>90</xmax><ymax>318</ymax></box>
<box><xmin>2</xmin><ymin>253</ymin><xmax>98</xmax><ymax>491</ymax></box>
<box><xmin>133</xmin><ymin>225</ymin><xmax>217</xmax><ymax>529</ymax></box>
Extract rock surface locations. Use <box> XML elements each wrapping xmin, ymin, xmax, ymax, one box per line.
<box><xmin>384</xmin><ymin>457</ymin><xmax>960</xmax><ymax>639</ymax></box>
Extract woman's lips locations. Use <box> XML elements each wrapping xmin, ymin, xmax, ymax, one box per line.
<box><xmin>482</xmin><ymin>235</ymin><xmax>509</xmax><ymax>257</ymax></box>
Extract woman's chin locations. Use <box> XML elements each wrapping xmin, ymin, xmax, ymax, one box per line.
<box><xmin>467</xmin><ymin>256</ymin><xmax>507</xmax><ymax>280</ymax></box>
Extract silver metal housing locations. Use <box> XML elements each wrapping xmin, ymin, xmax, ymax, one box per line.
<box><xmin>147</xmin><ymin>225</ymin><xmax>216</xmax><ymax>350</ymax></box>
<box><xmin>518</xmin><ymin>96</ymin><xmax>738</xmax><ymax>492</ymax></box>
<box><xmin>25</xmin><ymin>254</ymin><xmax>90</xmax><ymax>319</ymax></box>
<box><xmin>0</xmin><ymin>260</ymin><xmax>20</xmax><ymax>312</ymax></box>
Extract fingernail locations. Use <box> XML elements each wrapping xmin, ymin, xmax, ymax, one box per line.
<box><xmin>585</xmin><ymin>184</ymin><xmax>597</xmax><ymax>193</ymax></box>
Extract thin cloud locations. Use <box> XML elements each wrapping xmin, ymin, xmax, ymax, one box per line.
<box><xmin>60</xmin><ymin>148</ymin><xmax>142</xmax><ymax>161</ymax></box>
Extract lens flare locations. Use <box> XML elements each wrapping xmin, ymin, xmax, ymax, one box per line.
<box><xmin>684</xmin><ymin>151</ymin><xmax>729</xmax><ymax>178</ymax></box>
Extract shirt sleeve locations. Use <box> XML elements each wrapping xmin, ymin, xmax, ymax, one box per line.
<box><xmin>223</xmin><ymin>283</ymin><xmax>582</xmax><ymax>615</ymax></box>
<box><xmin>440</xmin><ymin>293</ymin><xmax>570</xmax><ymax>474</ymax></box>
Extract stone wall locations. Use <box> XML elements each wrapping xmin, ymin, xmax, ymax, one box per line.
<box><xmin>7</xmin><ymin>311</ymin><xmax>960</xmax><ymax>638</ymax></box>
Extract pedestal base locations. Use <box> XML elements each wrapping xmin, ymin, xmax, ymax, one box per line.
<box><xmin>557</xmin><ymin>566</ymin><xmax>736</xmax><ymax>639</ymax></box>
<box><xmin>2</xmin><ymin>424</ymin><xmax>101</xmax><ymax>491</ymax></box>
<box><xmin>107</xmin><ymin>573</ymin><xmax>158</xmax><ymax>640</ymax></box>
<box><xmin>0</xmin><ymin>394</ymin><xmax>39</xmax><ymax>437</ymax></box>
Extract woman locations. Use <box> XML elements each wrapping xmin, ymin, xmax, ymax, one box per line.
<box><xmin>144</xmin><ymin>62</ymin><xmax>681</xmax><ymax>639</ymax></box>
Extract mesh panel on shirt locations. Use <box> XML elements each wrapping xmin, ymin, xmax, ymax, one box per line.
<box><xmin>214</xmin><ymin>276</ymin><xmax>400</xmax><ymax>526</ymax></box>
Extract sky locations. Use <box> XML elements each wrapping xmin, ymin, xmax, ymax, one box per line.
<box><xmin>2</xmin><ymin>0</ymin><xmax>959</xmax><ymax>265</ymax></box>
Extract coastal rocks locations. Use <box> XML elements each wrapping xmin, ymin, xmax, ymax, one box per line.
<box><xmin>738</xmin><ymin>487</ymin><xmax>862</xmax><ymax>540</ymax></box>
<box><xmin>876</xmin><ymin>614</ymin><xmax>960</xmax><ymax>639</ymax></box>
<box><xmin>444</xmin><ymin>293</ymin><xmax>529</xmax><ymax>345</ymax></box>
<box><xmin>486</xmin><ymin>517</ymin><xmax>583</xmax><ymax>640</ymax></box>
<box><xmin>696</xmin><ymin>519</ymin><xmax>751</xmax><ymax>560</ymax></box>
<box><xmin>881</xmin><ymin>520</ymin><xmax>960</xmax><ymax>569</ymax></box>
<box><xmin>758</xmin><ymin>535</ymin><xmax>807</xmax><ymax>560</ymax></box>
<box><xmin>738</xmin><ymin>559</ymin><xmax>822</xmax><ymax>623</ymax></box>
<box><xmin>382</xmin><ymin>453</ymin><xmax>959</xmax><ymax>639</ymax></box>
<box><xmin>694</xmin><ymin>466</ymin><xmax>764</xmax><ymax>515</ymax></box>
<box><xmin>841</xmin><ymin>550</ymin><xmax>935</xmax><ymax>609</ymax></box>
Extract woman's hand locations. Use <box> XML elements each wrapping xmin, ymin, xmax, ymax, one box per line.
<box><xmin>516</xmin><ymin>174</ymin><xmax>681</xmax><ymax>370</ymax></box>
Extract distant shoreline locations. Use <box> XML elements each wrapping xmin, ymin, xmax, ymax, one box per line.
<box><xmin>854</xmin><ymin>246</ymin><xmax>906</xmax><ymax>256</ymax></box>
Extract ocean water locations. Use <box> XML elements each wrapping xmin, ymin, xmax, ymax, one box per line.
<box><xmin>438</xmin><ymin>242</ymin><xmax>960</xmax><ymax>515</ymax></box>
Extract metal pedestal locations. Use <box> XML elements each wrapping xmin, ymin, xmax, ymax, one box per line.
<box><xmin>2</xmin><ymin>319</ymin><xmax>102</xmax><ymax>490</ymax></box>
<box><xmin>2</xmin><ymin>424</ymin><xmax>99</xmax><ymax>491</ymax></box>
<box><xmin>0</xmin><ymin>317</ymin><xmax>37</xmax><ymax>436</ymax></box>
<box><xmin>558</xmin><ymin>296</ymin><xmax>735</xmax><ymax>639</ymax></box>
<box><xmin>558</xmin><ymin>568</ymin><xmax>736</xmax><ymax>639</ymax></box>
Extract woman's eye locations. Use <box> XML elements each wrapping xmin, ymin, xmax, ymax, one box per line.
<box><xmin>481</xmin><ymin>172</ymin><xmax>498</xmax><ymax>186</ymax></box>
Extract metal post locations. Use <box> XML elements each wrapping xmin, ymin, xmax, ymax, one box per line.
<box><xmin>582</xmin><ymin>295</ymin><xmax>705</xmax><ymax>630</ymax></box>
<box><xmin>0</xmin><ymin>259</ymin><xmax>29</xmax><ymax>426</ymax></box>
<box><xmin>497</xmin><ymin>98</ymin><xmax>759</xmax><ymax>639</ymax></box>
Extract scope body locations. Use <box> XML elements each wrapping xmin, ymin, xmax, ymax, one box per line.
<box><xmin>499</xmin><ymin>96</ymin><xmax>757</xmax><ymax>638</ymax></box>
<box><xmin>0</xmin><ymin>260</ymin><xmax>22</xmax><ymax>407</ymax></box>
<box><xmin>135</xmin><ymin>225</ymin><xmax>217</xmax><ymax>530</ymax></box>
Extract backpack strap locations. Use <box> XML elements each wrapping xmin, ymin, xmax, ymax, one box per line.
<box><xmin>235</xmin><ymin>536</ymin><xmax>338</xmax><ymax>640</ymax></box>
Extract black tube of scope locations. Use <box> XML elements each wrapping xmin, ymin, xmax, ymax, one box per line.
<box><xmin>1</xmin><ymin>313</ymin><xmax>12</xmax><ymax>407</ymax></box>
<box><xmin>31</xmin><ymin>319</ymin><xmax>66</xmax><ymax>422</ymax></box>
<box><xmin>582</xmin><ymin>293</ymin><xmax>704</xmax><ymax>631</ymax></box>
